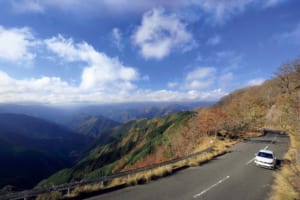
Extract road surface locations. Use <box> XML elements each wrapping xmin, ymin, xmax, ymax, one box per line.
<box><xmin>86</xmin><ymin>131</ymin><xmax>289</xmax><ymax>200</ymax></box>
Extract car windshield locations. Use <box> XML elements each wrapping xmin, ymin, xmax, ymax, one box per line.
<box><xmin>258</xmin><ymin>152</ymin><xmax>273</xmax><ymax>159</ymax></box>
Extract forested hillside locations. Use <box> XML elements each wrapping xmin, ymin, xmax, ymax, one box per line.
<box><xmin>268</xmin><ymin>59</ymin><xmax>300</xmax><ymax>200</ymax></box>
<box><xmin>39</xmin><ymin>111</ymin><xmax>202</xmax><ymax>186</ymax></box>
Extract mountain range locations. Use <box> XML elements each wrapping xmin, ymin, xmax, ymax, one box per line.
<box><xmin>0</xmin><ymin>102</ymin><xmax>208</xmax><ymax>191</ymax></box>
<box><xmin>0</xmin><ymin>102</ymin><xmax>210</xmax><ymax>124</ymax></box>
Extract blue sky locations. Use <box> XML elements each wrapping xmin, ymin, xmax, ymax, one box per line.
<box><xmin>0</xmin><ymin>0</ymin><xmax>299</xmax><ymax>104</ymax></box>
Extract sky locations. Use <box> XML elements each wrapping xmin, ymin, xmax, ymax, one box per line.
<box><xmin>0</xmin><ymin>0</ymin><xmax>299</xmax><ymax>104</ymax></box>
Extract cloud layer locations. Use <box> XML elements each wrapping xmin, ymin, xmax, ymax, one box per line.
<box><xmin>0</xmin><ymin>69</ymin><xmax>226</xmax><ymax>104</ymax></box>
<box><xmin>0</xmin><ymin>26</ymin><xmax>226</xmax><ymax>104</ymax></box>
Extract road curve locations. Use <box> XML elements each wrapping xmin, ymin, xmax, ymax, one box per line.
<box><xmin>86</xmin><ymin>131</ymin><xmax>289</xmax><ymax>200</ymax></box>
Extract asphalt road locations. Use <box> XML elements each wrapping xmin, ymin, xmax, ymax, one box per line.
<box><xmin>86</xmin><ymin>131</ymin><xmax>289</xmax><ymax>200</ymax></box>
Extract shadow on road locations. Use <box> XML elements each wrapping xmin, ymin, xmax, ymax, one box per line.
<box><xmin>274</xmin><ymin>158</ymin><xmax>292</xmax><ymax>171</ymax></box>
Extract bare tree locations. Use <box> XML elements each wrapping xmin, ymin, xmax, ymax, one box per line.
<box><xmin>275</xmin><ymin>59</ymin><xmax>300</xmax><ymax>94</ymax></box>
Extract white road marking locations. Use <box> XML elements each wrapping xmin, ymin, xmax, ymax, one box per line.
<box><xmin>193</xmin><ymin>176</ymin><xmax>230</xmax><ymax>198</ymax></box>
<box><xmin>246</xmin><ymin>145</ymin><xmax>268</xmax><ymax>165</ymax></box>
<box><xmin>264</xmin><ymin>145</ymin><xmax>269</xmax><ymax>150</ymax></box>
<box><xmin>246</xmin><ymin>157</ymin><xmax>255</xmax><ymax>165</ymax></box>
<box><xmin>271</xmin><ymin>136</ymin><xmax>277</xmax><ymax>144</ymax></box>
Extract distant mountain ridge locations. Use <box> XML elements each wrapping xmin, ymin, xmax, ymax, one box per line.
<box><xmin>0</xmin><ymin>102</ymin><xmax>211</xmax><ymax>125</ymax></box>
<box><xmin>67</xmin><ymin>114</ymin><xmax>121</xmax><ymax>138</ymax></box>
<box><xmin>77</xmin><ymin>102</ymin><xmax>211</xmax><ymax>122</ymax></box>
<box><xmin>0</xmin><ymin>113</ymin><xmax>90</xmax><ymax>190</ymax></box>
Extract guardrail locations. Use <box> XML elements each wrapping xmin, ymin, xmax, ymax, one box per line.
<box><xmin>0</xmin><ymin>147</ymin><xmax>213</xmax><ymax>200</ymax></box>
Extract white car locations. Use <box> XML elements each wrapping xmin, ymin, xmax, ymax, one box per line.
<box><xmin>254</xmin><ymin>149</ymin><xmax>276</xmax><ymax>169</ymax></box>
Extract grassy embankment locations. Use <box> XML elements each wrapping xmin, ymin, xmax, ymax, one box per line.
<box><xmin>270</xmin><ymin>131</ymin><xmax>300</xmax><ymax>200</ymax></box>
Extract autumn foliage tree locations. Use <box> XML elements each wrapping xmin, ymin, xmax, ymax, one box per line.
<box><xmin>275</xmin><ymin>58</ymin><xmax>300</xmax><ymax>130</ymax></box>
<box><xmin>275</xmin><ymin>58</ymin><xmax>300</xmax><ymax>95</ymax></box>
<box><xmin>197</xmin><ymin>107</ymin><xmax>227</xmax><ymax>138</ymax></box>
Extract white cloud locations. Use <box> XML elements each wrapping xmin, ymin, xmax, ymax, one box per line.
<box><xmin>128</xmin><ymin>88</ymin><xmax>226</xmax><ymax>102</ymax></box>
<box><xmin>0</xmin><ymin>70</ymin><xmax>78</xmax><ymax>103</ymax></box>
<box><xmin>168</xmin><ymin>82</ymin><xmax>178</xmax><ymax>88</ymax></box>
<box><xmin>9</xmin><ymin>0</ymin><xmax>187</xmax><ymax>15</ymax></box>
<box><xmin>45</xmin><ymin>35</ymin><xmax>139</xmax><ymax>91</ymax></box>
<box><xmin>264</xmin><ymin>0</ymin><xmax>287</xmax><ymax>7</ymax></box>
<box><xmin>183</xmin><ymin>67</ymin><xmax>216</xmax><ymax>90</ymax></box>
<box><xmin>11</xmin><ymin>0</ymin><xmax>44</xmax><ymax>13</ymax></box>
<box><xmin>193</xmin><ymin>0</ymin><xmax>254</xmax><ymax>23</ymax></box>
<box><xmin>247</xmin><ymin>78</ymin><xmax>265</xmax><ymax>86</ymax></box>
<box><xmin>112</xmin><ymin>28</ymin><xmax>122</xmax><ymax>50</ymax></box>
<box><xmin>132</xmin><ymin>8</ymin><xmax>193</xmax><ymax>59</ymax></box>
<box><xmin>280</xmin><ymin>23</ymin><xmax>300</xmax><ymax>44</ymax></box>
<box><xmin>219</xmin><ymin>72</ymin><xmax>233</xmax><ymax>82</ymax></box>
<box><xmin>213</xmin><ymin>50</ymin><xmax>243</xmax><ymax>72</ymax></box>
<box><xmin>0</xmin><ymin>26</ymin><xmax>36</xmax><ymax>62</ymax></box>
<box><xmin>9</xmin><ymin>0</ymin><xmax>289</xmax><ymax>26</ymax></box>
<box><xmin>188</xmin><ymin>88</ymin><xmax>227</xmax><ymax>101</ymax></box>
<box><xmin>207</xmin><ymin>35</ymin><xmax>221</xmax><ymax>45</ymax></box>
<box><xmin>218</xmin><ymin>72</ymin><xmax>238</xmax><ymax>91</ymax></box>
<box><xmin>192</xmin><ymin>0</ymin><xmax>289</xmax><ymax>24</ymax></box>
<box><xmin>186</xmin><ymin>67</ymin><xmax>216</xmax><ymax>81</ymax></box>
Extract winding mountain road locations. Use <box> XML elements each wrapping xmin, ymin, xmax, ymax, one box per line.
<box><xmin>86</xmin><ymin>131</ymin><xmax>289</xmax><ymax>200</ymax></box>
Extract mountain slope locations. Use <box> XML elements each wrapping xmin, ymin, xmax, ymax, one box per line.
<box><xmin>68</xmin><ymin>115</ymin><xmax>121</xmax><ymax>138</ymax></box>
<box><xmin>78</xmin><ymin>102</ymin><xmax>211</xmax><ymax>122</ymax></box>
<box><xmin>38</xmin><ymin>111</ymin><xmax>202</xmax><ymax>186</ymax></box>
<box><xmin>0</xmin><ymin>114</ymin><xmax>90</xmax><ymax>190</ymax></box>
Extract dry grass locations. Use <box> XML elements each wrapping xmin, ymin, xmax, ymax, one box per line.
<box><xmin>191</xmin><ymin>137</ymin><xmax>213</xmax><ymax>153</ymax></box>
<box><xmin>187</xmin><ymin>138</ymin><xmax>236</xmax><ymax>167</ymax></box>
<box><xmin>186</xmin><ymin>152</ymin><xmax>214</xmax><ymax>167</ymax></box>
<box><xmin>66</xmin><ymin>183</ymin><xmax>103</xmax><ymax>198</ymax></box>
<box><xmin>36</xmin><ymin>191</ymin><xmax>62</xmax><ymax>200</ymax></box>
<box><xmin>124</xmin><ymin>165</ymin><xmax>173</xmax><ymax>186</ymax></box>
<box><xmin>109</xmin><ymin>177</ymin><xmax>126</xmax><ymax>187</ymax></box>
<box><xmin>270</xmin><ymin>132</ymin><xmax>300</xmax><ymax>200</ymax></box>
<box><xmin>244</xmin><ymin>130</ymin><xmax>263</xmax><ymax>138</ymax></box>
